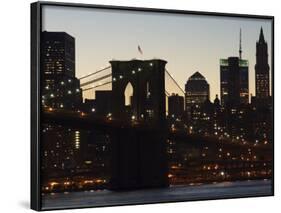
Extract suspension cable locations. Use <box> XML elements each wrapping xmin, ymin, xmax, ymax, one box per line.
<box><xmin>165</xmin><ymin>69</ymin><xmax>185</xmax><ymax>95</ymax></box>
<box><xmin>79</xmin><ymin>66</ymin><xmax>111</xmax><ymax>80</ymax></box>
<box><xmin>80</xmin><ymin>74</ymin><xmax>112</xmax><ymax>87</ymax></box>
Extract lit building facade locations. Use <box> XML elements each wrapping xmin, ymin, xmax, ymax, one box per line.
<box><xmin>41</xmin><ymin>31</ymin><xmax>82</xmax><ymax>109</ymax></box>
<box><xmin>185</xmin><ymin>72</ymin><xmax>210</xmax><ymax>113</ymax></box>
<box><xmin>255</xmin><ymin>27</ymin><xmax>270</xmax><ymax>99</ymax></box>
<box><xmin>220</xmin><ymin>57</ymin><xmax>249</xmax><ymax>107</ymax></box>
<box><xmin>41</xmin><ymin>125</ymin><xmax>86</xmax><ymax>175</ymax></box>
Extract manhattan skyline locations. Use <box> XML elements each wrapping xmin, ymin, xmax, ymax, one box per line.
<box><xmin>42</xmin><ymin>5</ymin><xmax>272</xmax><ymax>101</ymax></box>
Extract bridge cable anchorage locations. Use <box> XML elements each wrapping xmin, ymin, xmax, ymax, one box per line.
<box><xmin>79</xmin><ymin>66</ymin><xmax>111</xmax><ymax>80</ymax></box>
<box><xmin>82</xmin><ymin>81</ymin><xmax>112</xmax><ymax>92</ymax></box>
<box><xmin>165</xmin><ymin>69</ymin><xmax>185</xmax><ymax>95</ymax></box>
<box><xmin>80</xmin><ymin>74</ymin><xmax>112</xmax><ymax>87</ymax></box>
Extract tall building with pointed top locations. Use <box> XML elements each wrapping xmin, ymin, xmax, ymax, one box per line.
<box><xmin>255</xmin><ymin>27</ymin><xmax>270</xmax><ymax>99</ymax></box>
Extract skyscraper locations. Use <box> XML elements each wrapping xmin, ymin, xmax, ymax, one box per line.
<box><xmin>41</xmin><ymin>31</ymin><xmax>84</xmax><ymax>177</ymax></box>
<box><xmin>41</xmin><ymin>31</ymin><xmax>82</xmax><ymax>109</ymax></box>
<box><xmin>255</xmin><ymin>27</ymin><xmax>270</xmax><ymax>99</ymax></box>
<box><xmin>185</xmin><ymin>71</ymin><xmax>210</xmax><ymax>112</ymax></box>
<box><xmin>220</xmin><ymin>30</ymin><xmax>249</xmax><ymax>107</ymax></box>
<box><xmin>220</xmin><ymin>57</ymin><xmax>249</xmax><ymax>107</ymax></box>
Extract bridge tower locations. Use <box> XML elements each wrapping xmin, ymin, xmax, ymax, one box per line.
<box><xmin>109</xmin><ymin>59</ymin><xmax>169</xmax><ymax>190</ymax></box>
<box><xmin>110</xmin><ymin>59</ymin><xmax>167</xmax><ymax>125</ymax></box>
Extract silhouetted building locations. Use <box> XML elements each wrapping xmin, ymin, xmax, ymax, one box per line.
<box><xmin>168</xmin><ymin>93</ymin><xmax>184</xmax><ymax>118</ymax></box>
<box><xmin>255</xmin><ymin>27</ymin><xmax>270</xmax><ymax>100</ymax></box>
<box><xmin>41</xmin><ymin>31</ymin><xmax>82</xmax><ymax>109</ymax></box>
<box><xmin>109</xmin><ymin>59</ymin><xmax>168</xmax><ymax>190</ymax></box>
<box><xmin>81</xmin><ymin>130</ymin><xmax>111</xmax><ymax>176</ymax></box>
<box><xmin>185</xmin><ymin>72</ymin><xmax>210</xmax><ymax>114</ymax></box>
<box><xmin>81</xmin><ymin>98</ymin><xmax>96</xmax><ymax>113</ymax></box>
<box><xmin>251</xmin><ymin>27</ymin><xmax>272</xmax><ymax>144</ymax></box>
<box><xmin>214</xmin><ymin>94</ymin><xmax>221</xmax><ymax>108</ymax></box>
<box><xmin>95</xmin><ymin>90</ymin><xmax>112</xmax><ymax>116</ymax></box>
<box><xmin>220</xmin><ymin>57</ymin><xmax>249</xmax><ymax>107</ymax></box>
<box><xmin>41</xmin><ymin>125</ymin><xmax>87</xmax><ymax>175</ymax></box>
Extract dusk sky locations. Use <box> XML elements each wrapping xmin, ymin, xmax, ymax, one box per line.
<box><xmin>42</xmin><ymin>5</ymin><xmax>272</xmax><ymax>101</ymax></box>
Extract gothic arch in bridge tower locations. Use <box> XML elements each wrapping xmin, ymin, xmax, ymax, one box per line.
<box><xmin>124</xmin><ymin>81</ymin><xmax>134</xmax><ymax>106</ymax></box>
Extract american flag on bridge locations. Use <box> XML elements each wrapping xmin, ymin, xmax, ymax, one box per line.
<box><xmin>138</xmin><ymin>45</ymin><xmax>143</xmax><ymax>55</ymax></box>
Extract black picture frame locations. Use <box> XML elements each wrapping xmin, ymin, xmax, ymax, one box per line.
<box><xmin>31</xmin><ymin>1</ymin><xmax>274</xmax><ymax>211</ymax></box>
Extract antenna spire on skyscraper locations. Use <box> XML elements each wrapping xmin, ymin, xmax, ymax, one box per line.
<box><xmin>239</xmin><ymin>28</ymin><xmax>242</xmax><ymax>59</ymax></box>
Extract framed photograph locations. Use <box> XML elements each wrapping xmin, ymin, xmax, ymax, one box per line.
<box><xmin>31</xmin><ymin>1</ymin><xmax>274</xmax><ymax>211</ymax></box>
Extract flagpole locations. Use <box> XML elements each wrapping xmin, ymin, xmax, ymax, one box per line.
<box><xmin>138</xmin><ymin>45</ymin><xmax>143</xmax><ymax>60</ymax></box>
